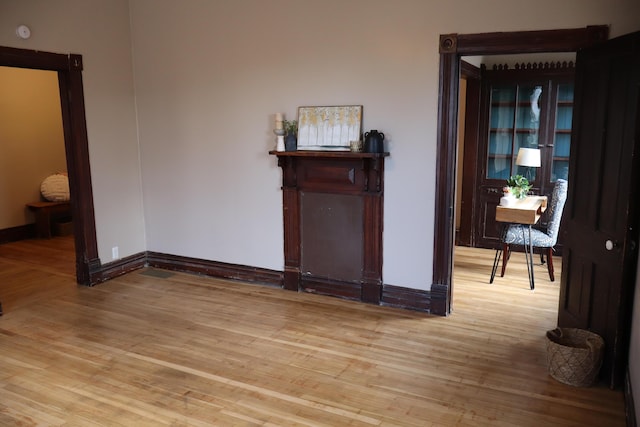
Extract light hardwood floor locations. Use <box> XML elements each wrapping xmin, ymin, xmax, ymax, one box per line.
<box><xmin>0</xmin><ymin>237</ymin><xmax>626</xmax><ymax>426</ymax></box>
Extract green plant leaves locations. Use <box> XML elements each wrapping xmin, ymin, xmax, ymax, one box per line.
<box><xmin>506</xmin><ymin>174</ymin><xmax>531</xmax><ymax>199</ymax></box>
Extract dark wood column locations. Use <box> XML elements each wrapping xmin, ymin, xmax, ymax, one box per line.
<box><xmin>280</xmin><ymin>154</ymin><xmax>300</xmax><ymax>291</ymax></box>
<box><xmin>271</xmin><ymin>150</ymin><xmax>388</xmax><ymax>304</ymax></box>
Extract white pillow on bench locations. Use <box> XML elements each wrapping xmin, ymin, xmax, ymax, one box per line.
<box><xmin>40</xmin><ymin>173</ymin><xmax>70</xmax><ymax>202</ymax></box>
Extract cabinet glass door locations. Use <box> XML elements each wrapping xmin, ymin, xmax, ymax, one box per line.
<box><xmin>552</xmin><ymin>83</ymin><xmax>574</xmax><ymax>181</ymax></box>
<box><xmin>487</xmin><ymin>84</ymin><xmax>542</xmax><ymax>181</ymax></box>
<box><xmin>487</xmin><ymin>85</ymin><xmax>515</xmax><ymax>180</ymax></box>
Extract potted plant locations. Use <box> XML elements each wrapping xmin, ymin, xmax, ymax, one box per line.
<box><xmin>505</xmin><ymin>174</ymin><xmax>532</xmax><ymax>199</ymax></box>
<box><xmin>284</xmin><ymin>120</ymin><xmax>297</xmax><ymax>151</ymax></box>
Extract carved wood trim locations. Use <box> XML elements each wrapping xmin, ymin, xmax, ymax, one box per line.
<box><xmin>440</xmin><ymin>34</ymin><xmax>457</xmax><ymax>53</ymax></box>
<box><xmin>488</xmin><ymin>61</ymin><xmax>575</xmax><ymax>71</ymax></box>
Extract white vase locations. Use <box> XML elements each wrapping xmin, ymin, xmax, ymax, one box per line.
<box><xmin>500</xmin><ymin>193</ymin><xmax>515</xmax><ymax>206</ymax></box>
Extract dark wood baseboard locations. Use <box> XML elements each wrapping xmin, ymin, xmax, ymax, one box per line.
<box><xmin>90</xmin><ymin>251</ymin><xmax>433</xmax><ymax>313</ymax></box>
<box><xmin>299</xmin><ymin>277</ymin><xmax>432</xmax><ymax>312</ymax></box>
<box><xmin>626</xmin><ymin>369</ymin><xmax>638</xmax><ymax>427</ymax></box>
<box><xmin>300</xmin><ymin>276</ymin><xmax>362</xmax><ymax>301</ymax></box>
<box><xmin>382</xmin><ymin>284</ymin><xmax>432</xmax><ymax>312</ymax></box>
<box><xmin>0</xmin><ymin>224</ymin><xmax>35</xmax><ymax>244</ymax></box>
<box><xmin>96</xmin><ymin>252</ymin><xmax>147</xmax><ymax>283</ymax></box>
<box><xmin>146</xmin><ymin>251</ymin><xmax>283</xmax><ymax>288</ymax></box>
<box><xmin>429</xmin><ymin>283</ymin><xmax>450</xmax><ymax>316</ymax></box>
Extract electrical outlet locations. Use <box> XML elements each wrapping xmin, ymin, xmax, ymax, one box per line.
<box><xmin>112</xmin><ymin>246</ymin><xmax>119</xmax><ymax>260</ymax></box>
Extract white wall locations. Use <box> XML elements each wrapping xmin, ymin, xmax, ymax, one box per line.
<box><xmin>129</xmin><ymin>0</ymin><xmax>439</xmax><ymax>278</ymax></box>
<box><xmin>0</xmin><ymin>0</ymin><xmax>146</xmax><ymax>261</ymax></box>
<box><xmin>129</xmin><ymin>0</ymin><xmax>640</xmax><ymax>289</ymax></box>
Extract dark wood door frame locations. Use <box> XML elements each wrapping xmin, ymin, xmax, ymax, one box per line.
<box><xmin>457</xmin><ymin>61</ymin><xmax>481</xmax><ymax>248</ymax></box>
<box><xmin>0</xmin><ymin>46</ymin><xmax>100</xmax><ymax>285</ymax></box>
<box><xmin>432</xmin><ymin>26</ymin><xmax>609</xmax><ymax>315</ymax></box>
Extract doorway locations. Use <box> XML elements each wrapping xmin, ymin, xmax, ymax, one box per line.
<box><xmin>0</xmin><ymin>46</ymin><xmax>99</xmax><ymax>286</ymax></box>
<box><xmin>435</xmin><ymin>26</ymin><xmax>640</xmax><ymax>389</ymax></box>
<box><xmin>430</xmin><ymin>26</ymin><xmax>609</xmax><ymax>315</ymax></box>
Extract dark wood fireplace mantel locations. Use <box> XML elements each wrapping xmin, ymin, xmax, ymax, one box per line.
<box><xmin>270</xmin><ymin>150</ymin><xmax>388</xmax><ymax>304</ymax></box>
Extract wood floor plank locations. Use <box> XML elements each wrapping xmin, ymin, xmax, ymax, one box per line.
<box><xmin>0</xmin><ymin>238</ymin><xmax>626</xmax><ymax>425</ymax></box>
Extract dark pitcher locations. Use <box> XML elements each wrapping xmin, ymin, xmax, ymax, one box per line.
<box><xmin>364</xmin><ymin>130</ymin><xmax>385</xmax><ymax>153</ymax></box>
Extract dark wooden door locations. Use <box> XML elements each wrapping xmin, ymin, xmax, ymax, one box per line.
<box><xmin>558</xmin><ymin>31</ymin><xmax>640</xmax><ymax>388</ymax></box>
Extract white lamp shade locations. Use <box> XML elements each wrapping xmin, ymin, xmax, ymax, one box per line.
<box><xmin>516</xmin><ymin>147</ymin><xmax>541</xmax><ymax>167</ymax></box>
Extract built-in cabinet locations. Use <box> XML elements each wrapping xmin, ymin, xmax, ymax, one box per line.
<box><xmin>485</xmin><ymin>74</ymin><xmax>574</xmax><ymax>184</ymax></box>
<box><xmin>459</xmin><ymin>62</ymin><xmax>575</xmax><ymax>250</ymax></box>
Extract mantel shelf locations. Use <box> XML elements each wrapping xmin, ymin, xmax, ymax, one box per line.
<box><xmin>269</xmin><ymin>150</ymin><xmax>389</xmax><ymax>159</ymax></box>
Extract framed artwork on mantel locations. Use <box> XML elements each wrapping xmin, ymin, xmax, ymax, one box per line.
<box><xmin>296</xmin><ymin>105</ymin><xmax>362</xmax><ymax>151</ymax></box>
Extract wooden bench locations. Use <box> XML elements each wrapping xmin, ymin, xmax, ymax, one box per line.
<box><xmin>26</xmin><ymin>201</ymin><xmax>71</xmax><ymax>239</ymax></box>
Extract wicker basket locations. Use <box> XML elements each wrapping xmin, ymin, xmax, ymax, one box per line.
<box><xmin>545</xmin><ymin>328</ymin><xmax>604</xmax><ymax>387</ymax></box>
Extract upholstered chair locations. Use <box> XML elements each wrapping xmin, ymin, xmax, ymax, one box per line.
<box><xmin>500</xmin><ymin>179</ymin><xmax>568</xmax><ymax>281</ymax></box>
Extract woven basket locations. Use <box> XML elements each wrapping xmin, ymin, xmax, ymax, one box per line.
<box><xmin>545</xmin><ymin>328</ymin><xmax>604</xmax><ymax>387</ymax></box>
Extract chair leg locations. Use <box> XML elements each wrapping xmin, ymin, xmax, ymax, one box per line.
<box><xmin>501</xmin><ymin>243</ymin><xmax>509</xmax><ymax>277</ymax></box>
<box><xmin>547</xmin><ymin>247</ymin><xmax>555</xmax><ymax>281</ymax></box>
<box><xmin>540</xmin><ymin>250</ymin><xmax>545</xmax><ymax>265</ymax></box>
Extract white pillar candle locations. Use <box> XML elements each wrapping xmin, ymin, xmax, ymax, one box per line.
<box><xmin>275</xmin><ymin>113</ymin><xmax>283</xmax><ymax>130</ymax></box>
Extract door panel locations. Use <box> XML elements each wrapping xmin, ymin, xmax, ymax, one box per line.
<box><xmin>475</xmin><ymin>187</ymin><xmax>503</xmax><ymax>248</ymax></box>
<box><xmin>558</xmin><ymin>31</ymin><xmax>640</xmax><ymax>388</ymax></box>
<box><xmin>562</xmin><ymin>249</ymin><xmax>593</xmax><ymax>325</ymax></box>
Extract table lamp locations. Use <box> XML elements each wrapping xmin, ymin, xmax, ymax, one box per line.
<box><xmin>516</xmin><ymin>147</ymin><xmax>541</xmax><ymax>181</ymax></box>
